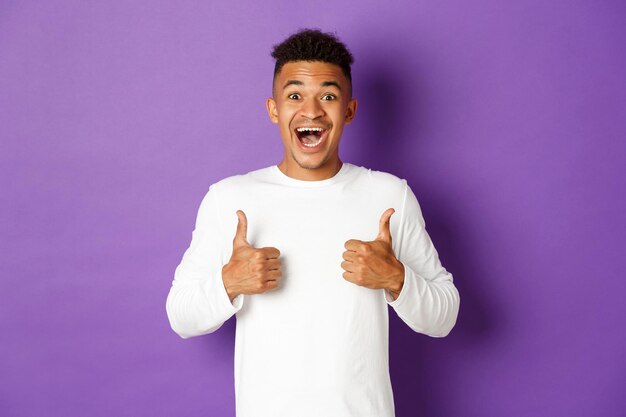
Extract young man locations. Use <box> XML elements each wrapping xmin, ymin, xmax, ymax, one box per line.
<box><xmin>166</xmin><ymin>28</ymin><xmax>460</xmax><ymax>417</ymax></box>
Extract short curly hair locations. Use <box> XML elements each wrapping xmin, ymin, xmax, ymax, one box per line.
<box><xmin>270</xmin><ymin>28</ymin><xmax>354</xmax><ymax>97</ymax></box>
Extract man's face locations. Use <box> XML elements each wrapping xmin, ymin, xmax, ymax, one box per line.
<box><xmin>266</xmin><ymin>60</ymin><xmax>357</xmax><ymax>171</ymax></box>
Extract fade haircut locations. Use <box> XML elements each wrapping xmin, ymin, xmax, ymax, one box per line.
<box><xmin>270</xmin><ymin>28</ymin><xmax>354</xmax><ymax>97</ymax></box>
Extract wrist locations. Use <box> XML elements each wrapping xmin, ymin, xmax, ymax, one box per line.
<box><xmin>222</xmin><ymin>264</ymin><xmax>239</xmax><ymax>302</ymax></box>
<box><xmin>388</xmin><ymin>261</ymin><xmax>405</xmax><ymax>294</ymax></box>
<box><xmin>226</xmin><ymin>289</ymin><xmax>239</xmax><ymax>303</ymax></box>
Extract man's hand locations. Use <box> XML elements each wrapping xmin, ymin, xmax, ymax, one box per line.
<box><xmin>222</xmin><ymin>210</ymin><xmax>283</xmax><ymax>302</ymax></box>
<box><xmin>341</xmin><ymin>208</ymin><xmax>405</xmax><ymax>300</ymax></box>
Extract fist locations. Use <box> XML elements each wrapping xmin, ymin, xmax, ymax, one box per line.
<box><xmin>341</xmin><ymin>208</ymin><xmax>405</xmax><ymax>299</ymax></box>
<box><xmin>221</xmin><ymin>210</ymin><xmax>283</xmax><ymax>301</ymax></box>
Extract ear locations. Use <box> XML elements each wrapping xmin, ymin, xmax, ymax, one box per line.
<box><xmin>266</xmin><ymin>97</ymin><xmax>278</xmax><ymax>124</ymax></box>
<box><xmin>344</xmin><ymin>98</ymin><xmax>358</xmax><ymax>124</ymax></box>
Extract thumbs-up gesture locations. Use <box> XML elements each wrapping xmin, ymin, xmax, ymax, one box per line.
<box><xmin>341</xmin><ymin>208</ymin><xmax>405</xmax><ymax>300</ymax></box>
<box><xmin>221</xmin><ymin>210</ymin><xmax>283</xmax><ymax>302</ymax></box>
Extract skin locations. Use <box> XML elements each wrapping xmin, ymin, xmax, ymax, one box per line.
<box><xmin>222</xmin><ymin>60</ymin><xmax>405</xmax><ymax>302</ymax></box>
<box><xmin>266</xmin><ymin>60</ymin><xmax>356</xmax><ymax>181</ymax></box>
<box><xmin>342</xmin><ymin>208</ymin><xmax>405</xmax><ymax>300</ymax></box>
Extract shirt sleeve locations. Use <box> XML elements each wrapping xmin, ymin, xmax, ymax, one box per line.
<box><xmin>166</xmin><ymin>183</ymin><xmax>244</xmax><ymax>339</ymax></box>
<box><xmin>383</xmin><ymin>180</ymin><xmax>460</xmax><ymax>337</ymax></box>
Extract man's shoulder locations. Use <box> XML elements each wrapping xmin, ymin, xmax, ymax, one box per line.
<box><xmin>352</xmin><ymin>164</ymin><xmax>407</xmax><ymax>191</ymax></box>
<box><xmin>208</xmin><ymin>165</ymin><xmax>274</xmax><ymax>191</ymax></box>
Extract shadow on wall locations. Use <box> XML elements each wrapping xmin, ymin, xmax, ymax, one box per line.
<box><xmin>356</xmin><ymin>52</ymin><xmax>504</xmax><ymax>416</ymax></box>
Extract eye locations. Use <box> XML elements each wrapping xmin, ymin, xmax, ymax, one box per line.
<box><xmin>322</xmin><ymin>94</ymin><xmax>336</xmax><ymax>101</ymax></box>
<box><xmin>288</xmin><ymin>93</ymin><xmax>301</xmax><ymax>100</ymax></box>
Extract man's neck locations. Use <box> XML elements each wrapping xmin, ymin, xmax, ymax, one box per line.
<box><xmin>277</xmin><ymin>158</ymin><xmax>343</xmax><ymax>181</ymax></box>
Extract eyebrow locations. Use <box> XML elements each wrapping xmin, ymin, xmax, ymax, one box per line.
<box><xmin>282</xmin><ymin>80</ymin><xmax>342</xmax><ymax>91</ymax></box>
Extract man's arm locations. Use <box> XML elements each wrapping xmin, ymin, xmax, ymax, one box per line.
<box><xmin>165</xmin><ymin>183</ymin><xmax>244</xmax><ymax>339</ymax></box>
<box><xmin>383</xmin><ymin>180</ymin><xmax>460</xmax><ymax>337</ymax></box>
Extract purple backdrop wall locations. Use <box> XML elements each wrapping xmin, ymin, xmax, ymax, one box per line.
<box><xmin>1</xmin><ymin>1</ymin><xmax>624</xmax><ymax>416</ymax></box>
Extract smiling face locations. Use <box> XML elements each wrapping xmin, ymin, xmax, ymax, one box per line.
<box><xmin>266</xmin><ymin>60</ymin><xmax>357</xmax><ymax>180</ymax></box>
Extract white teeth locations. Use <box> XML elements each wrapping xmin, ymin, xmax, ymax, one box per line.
<box><xmin>296</xmin><ymin>127</ymin><xmax>324</xmax><ymax>132</ymax></box>
<box><xmin>295</xmin><ymin>126</ymin><xmax>325</xmax><ymax>147</ymax></box>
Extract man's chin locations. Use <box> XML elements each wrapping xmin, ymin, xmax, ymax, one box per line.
<box><xmin>292</xmin><ymin>152</ymin><xmax>329</xmax><ymax>171</ymax></box>
<box><xmin>295</xmin><ymin>160</ymin><xmax>325</xmax><ymax>170</ymax></box>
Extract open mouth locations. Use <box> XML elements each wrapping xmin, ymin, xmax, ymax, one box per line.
<box><xmin>294</xmin><ymin>126</ymin><xmax>327</xmax><ymax>148</ymax></box>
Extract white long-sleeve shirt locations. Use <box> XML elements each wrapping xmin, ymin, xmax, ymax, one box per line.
<box><xmin>166</xmin><ymin>162</ymin><xmax>460</xmax><ymax>417</ymax></box>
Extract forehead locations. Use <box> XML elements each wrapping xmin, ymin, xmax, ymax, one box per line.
<box><xmin>276</xmin><ymin>61</ymin><xmax>348</xmax><ymax>87</ymax></box>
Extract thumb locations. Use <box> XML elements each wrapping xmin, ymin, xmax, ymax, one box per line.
<box><xmin>376</xmin><ymin>208</ymin><xmax>395</xmax><ymax>244</ymax></box>
<box><xmin>233</xmin><ymin>210</ymin><xmax>250</xmax><ymax>248</ymax></box>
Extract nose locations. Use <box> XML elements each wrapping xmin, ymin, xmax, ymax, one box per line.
<box><xmin>300</xmin><ymin>97</ymin><xmax>325</xmax><ymax>119</ymax></box>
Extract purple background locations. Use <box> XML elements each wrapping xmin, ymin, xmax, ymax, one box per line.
<box><xmin>1</xmin><ymin>1</ymin><xmax>624</xmax><ymax>416</ymax></box>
